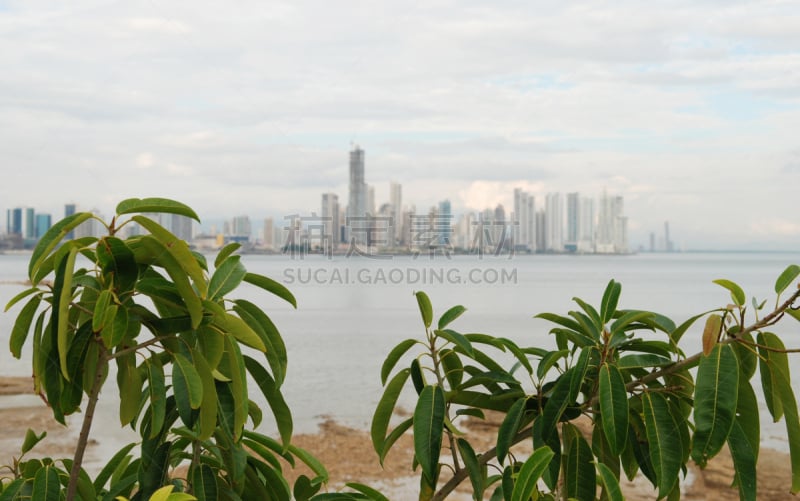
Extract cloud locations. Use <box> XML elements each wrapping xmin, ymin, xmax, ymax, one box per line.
<box><xmin>0</xmin><ymin>1</ymin><xmax>799</xmax><ymax>248</ymax></box>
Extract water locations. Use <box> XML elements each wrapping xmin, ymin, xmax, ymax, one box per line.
<box><xmin>1</xmin><ymin>251</ymin><xmax>798</xmax><ymax>459</ymax></box>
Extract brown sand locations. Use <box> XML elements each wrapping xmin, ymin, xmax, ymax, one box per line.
<box><xmin>0</xmin><ymin>376</ymin><xmax>795</xmax><ymax>499</ymax></box>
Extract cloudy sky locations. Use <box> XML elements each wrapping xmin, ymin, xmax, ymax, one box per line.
<box><xmin>1</xmin><ymin>1</ymin><xmax>799</xmax><ymax>249</ymax></box>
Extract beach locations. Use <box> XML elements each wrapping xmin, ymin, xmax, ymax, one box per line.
<box><xmin>1</xmin><ymin>375</ymin><xmax>796</xmax><ymax>500</ymax></box>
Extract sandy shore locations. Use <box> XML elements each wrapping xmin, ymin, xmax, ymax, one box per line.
<box><xmin>1</xmin><ymin>376</ymin><xmax>795</xmax><ymax>499</ymax></box>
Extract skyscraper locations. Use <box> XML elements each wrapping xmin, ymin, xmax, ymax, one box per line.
<box><xmin>513</xmin><ymin>188</ymin><xmax>535</xmax><ymax>252</ymax></box>
<box><xmin>321</xmin><ymin>192</ymin><xmax>340</xmax><ymax>249</ymax></box>
<box><xmin>65</xmin><ymin>203</ymin><xmax>77</xmax><ymax>239</ymax></box>
<box><xmin>438</xmin><ymin>199</ymin><xmax>452</xmax><ymax>246</ymax></box>
<box><xmin>545</xmin><ymin>193</ymin><xmax>563</xmax><ymax>252</ymax></box>
<box><xmin>596</xmin><ymin>190</ymin><xmax>627</xmax><ymax>253</ymax></box>
<box><xmin>566</xmin><ymin>192</ymin><xmax>580</xmax><ymax>251</ymax></box>
<box><xmin>390</xmin><ymin>181</ymin><xmax>402</xmax><ymax>245</ymax></box>
<box><xmin>347</xmin><ymin>146</ymin><xmax>367</xmax><ymax>244</ymax></box>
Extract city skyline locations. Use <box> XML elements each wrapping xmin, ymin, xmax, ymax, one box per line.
<box><xmin>1</xmin><ymin>2</ymin><xmax>799</xmax><ymax>250</ymax></box>
<box><xmin>1</xmin><ymin>145</ymin><xmax>637</xmax><ymax>255</ymax></box>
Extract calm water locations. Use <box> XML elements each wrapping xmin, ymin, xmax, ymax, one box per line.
<box><xmin>1</xmin><ymin>251</ymin><xmax>798</xmax><ymax>461</ymax></box>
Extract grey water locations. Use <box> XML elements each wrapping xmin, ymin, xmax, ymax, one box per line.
<box><xmin>1</xmin><ymin>251</ymin><xmax>798</xmax><ymax>464</ymax></box>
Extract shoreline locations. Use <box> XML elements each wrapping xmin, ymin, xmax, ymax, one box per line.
<box><xmin>0</xmin><ymin>376</ymin><xmax>796</xmax><ymax>499</ymax></box>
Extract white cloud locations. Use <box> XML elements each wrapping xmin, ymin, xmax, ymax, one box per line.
<box><xmin>0</xmin><ymin>1</ymin><xmax>799</xmax><ymax>248</ymax></box>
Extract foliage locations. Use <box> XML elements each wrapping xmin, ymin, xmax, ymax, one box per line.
<box><xmin>374</xmin><ymin>269</ymin><xmax>800</xmax><ymax>500</ymax></box>
<box><xmin>1</xmin><ymin>198</ymin><xmax>326</xmax><ymax>501</ymax></box>
<box><xmin>3</xmin><ymin>197</ymin><xmax>800</xmax><ymax>500</ymax></box>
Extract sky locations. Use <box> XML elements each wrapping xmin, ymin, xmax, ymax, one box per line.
<box><xmin>1</xmin><ymin>1</ymin><xmax>799</xmax><ymax>250</ymax></box>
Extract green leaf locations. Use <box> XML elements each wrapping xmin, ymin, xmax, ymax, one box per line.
<box><xmin>600</xmin><ymin>279</ymin><xmax>621</xmax><ymax>324</ymax></box>
<box><xmin>727</xmin><ymin>420</ymin><xmax>757</xmax><ymax>501</ymax></box>
<box><xmin>133</xmin><ymin>215</ymin><xmax>207</xmax><ymax>294</ymax></box>
<box><xmin>670</xmin><ymin>310</ymin><xmax>718</xmax><ymax>345</ymax></box>
<box><xmin>598</xmin><ymin>364</ymin><xmax>628</xmax><ymax>455</ymax></box>
<box><xmin>380</xmin><ymin>339</ymin><xmax>417</xmax><ymax>385</ymax></box>
<box><xmin>287</xmin><ymin>444</ymin><xmax>329</xmax><ymax>483</ymax></box>
<box><xmin>345</xmin><ymin>482</ymin><xmax>389</xmax><ymax>501</ymax></box>
<box><xmin>106</xmin><ymin>304</ymin><xmax>129</xmax><ymax>348</ymax></box>
<box><xmin>9</xmin><ymin>294</ymin><xmax>41</xmax><ymax>358</ymax></box>
<box><xmin>414</xmin><ymin>385</ymin><xmax>446</xmax><ymax>488</ymax></box>
<box><xmin>438</xmin><ymin>305</ymin><xmax>466</xmax><ymax>330</ymax></box>
<box><xmin>440</xmin><ymin>349</ymin><xmax>464</xmax><ymax>389</ymax></box>
<box><xmin>562</xmin><ymin>424</ymin><xmax>595</xmax><ymax>501</ymax></box>
<box><xmin>497</xmin><ymin>398</ymin><xmax>526</xmax><ymax>465</ymax></box>
<box><xmin>209</xmin><ymin>255</ymin><xmax>247</xmax><ymax>300</ymax></box>
<box><xmin>243</xmin><ymin>272</ymin><xmax>297</xmax><ymax>308</ymax></box>
<box><xmin>509</xmin><ymin>446</ymin><xmax>554</xmax><ymax>501</ymax></box>
<box><xmin>617</xmin><ymin>353</ymin><xmax>672</xmax><ymax>369</ymax></box>
<box><xmin>215</xmin><ymin>242</ymin><xmax>242</xmax><ymax>267</ymax></box>
<box><xmin>28</xmin><ymin>211</ymin><xmax>93</xmax><ymax>282</ymax></box>
<box><xmin>31</xmin><ymin>465</ymin><xmax>60</xmax><ymax>501</ymax></box>
<box><xmin>759</xmin><ymin>331</ymin><xmax>789</xmax><ymax>421</ymax></box>
<box><xmin>244</xmin><ymin>355</ymin><xmax>293</xmax><ymax>449</ymax></box>
<box><xmin>376</xmin><ymin>417</ymin><xmax>412</xmax><ymax>467</ymax></box>
<box><xmin>536</xmin><ymin>349</ymin><xmax>569</xmax><ymax>380</ymax></box>
<box><xmin>692</xmin><ymin>344</ymin><xmax>739</xmax><ymax>466</ymax></box>
<box><xmin>191</xmin><ymin>463</ymin><xmax>219</xmax><ymax>501</ymax></box>
<box><xmin>775</xmin><ymin>264</ymin><xmax>800</xmax><ymax>295</ymax></box>
<box><xmin>117</xmin><ymin>352</ymin><xmax>142</xmax><ymax>426</ymax></box>
<box><xmin>759</xmin><ymin>332</ymin><xmax>800</xmax><ymax>493</ymax></box>
<box><xmin>233</xmin><ymin>299</ymin><xmax>287</xmax><ymax>385</ymax></box>
<box><xmin>138</xmin><ymin>235</ymin><xmax>203</xmax><ymax>328</ymax></box>
<box><xmin>456</xmin><ymin>438</ymin><xmax>484</xmax><ymax>501</ymax></box>
<box><xmin>211</xmin><ymin>311</ymin><xmax>266</xmax><ymax>352</ymax></box>
<box><xmin>146</xmin><ymin>357</ymin><xmax>167</xmax><ymax>438</ymax></box>
<box><xmin>435</xmin><ymin>329</ymin><xmax>474</xmax><ymax>357</ymax></box>
<box><xmin>4</xmin><ymin>286</ymin><xmax>40</xmax><ymax>312</ymax></box>
<box><xmin>415</xmin><ymin>291</ymin><xmax>433</xmax><ymax>328</ymax></box>
<box><xmin>191</xmin><ymin>350</ymin><xmax>218</xmax><ymax>440</ymax></box>
<box><xmin>20</xmin><ymin>429</ymin><xmax>47</xmax><ymax>454</ymax></box>
<box><xmin>116</xmin><ymin>197</ymin><xmax>200</xmax><ymax>221</ymax></box>
<box><xmin>56</xmin><ymin>245</ymin><xmax>79</xmax><ymax>379</ymax></box>
<box><xmin>643</xmin><ymin>392</ymin><xmax>682</xmax><ymax>498</ymax></box>
<box><xmin>371</xmin><ymin>368</ymin><xmax>411</xmax><ymax>458</ymax></box>
<box><xmin>96</xmin><ymin>236</ymin><xmax>138</xmax><ymax>296</ymax></box>
<box><xmin>173</xmin><ymin>352</ymin><xmax>204</xmax><ymax>426</ymax></box>
<box><xmin>713</xmin><ymin>278</ymin><xmax>746</xmax><ymax>306</ymax></box>
<box><xmin>596</xmin><ymin>462</ymin><xmax>624</xmax><ymax>501</ymax></box>
<box><xmin>93</xmin><ymin>442</ymin><xmax>136</xmax><ymax>490</ymax></box>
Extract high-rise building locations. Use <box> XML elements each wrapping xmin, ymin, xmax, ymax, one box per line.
<box><xmin>65</xmin><ymin>203</ymin><xmax>77</xmax><ymax>239</ymax></box>
<box><xmin>169</xmin><ymin>214</ymin><xmax>193</xmax><ymax>242</ymax></box>
<box><xmin>74</xmin><ymin>209</ymin><xmax>104</xmax><ymax>239</ymax></box>
<box><xmin>263</xmin><ymin>217</ymin><xmax>275</xmax><ymax>250</ymax></box>
<box><xmin>7</xmin><ymin>208</ymin><xmax>22</xmax><ymax>236</ymax></box>
<box><xmin>578</xmin><ymin>196</ymin><xmax>595</xmax><ymax>252</ymax></box>
<box><xmin>566</xmin><ymin>193</ymin><xmax>595</xmax><ymax>252</ymax></box>
<box><xmin>596</xmin><ymin>190</ymin><xmax>627</xmax><ymax>253</ymax></box>
<box><xmin>390</xmin><ymin>181</ymin><xmax>402</xmax><ymax>245</ymax></box>
<box><xmin>347</xmin><ymin>146</ymin><xmax>367</xmax><ymax>244</ymax></box>
<box><xmin>566</xmin><ymin>192</ymin><xmax>580</xmax><ymax>250</ymax></box>
<box><xmin>35</xmin><ymin>214</ymin><xmax>52</xmax><ymax>238</ymax></box>
<box><xmin>513</xmin><ymin>188</ymin><xmax>535</xmax><ymax>252</ymax></box>
<box><xmin>545</xmin><ymin>193</ymin><xmax>563</xmax><ymax>252</ymax></box>
<box><xmin>23</xmin><ymin>208</ymin><xmax>35</xmax><ymax>239</ymax></box>
<box><xmin>535</xmin><ymin>210</ymin><xmax>546</xmax><ymax>252</ymax></box>
<box><xmin>321</xmin><ymin>192</ymin><xmax>340</xmax><ymax>251</ymax></box>
<box><xmin>438</xmin><ymin>199</ymin><xmax>452</xmax><ymax>246</ymax></box>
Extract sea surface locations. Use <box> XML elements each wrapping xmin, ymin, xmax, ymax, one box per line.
<box><xmin>1</xmin><ymin>251</ymin><xmax>798</xmax><ymax>465</ymax></box>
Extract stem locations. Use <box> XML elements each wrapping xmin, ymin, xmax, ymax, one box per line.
<box><xmin>65</xmin><ymin>347</ymin><xmax>107</xmax><ymax>501</ymax></box>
